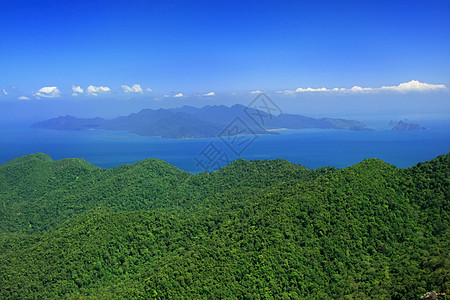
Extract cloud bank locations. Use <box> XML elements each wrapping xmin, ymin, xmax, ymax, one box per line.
<box><xmin>278</xmin><ymin>80</ymin><xmax>447</xmax><ymax>95</ymax></box>
<box><xmin>32</xmin><ymin>86</ymin><xmax>61</xmax><ymax>98</ymax></box>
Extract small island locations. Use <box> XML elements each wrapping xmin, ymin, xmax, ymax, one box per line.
<box><xmin>390</xmin><ymin>120</ymin><xmax>425</xmax><ymax>131</ymax></box>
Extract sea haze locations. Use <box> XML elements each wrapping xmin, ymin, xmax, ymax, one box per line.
<box><xmin>0</xmin><ymin>123</ymin><xmax>448</xmax><ymax>173</ymax></box>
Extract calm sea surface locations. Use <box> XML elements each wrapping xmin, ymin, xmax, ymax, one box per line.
<box><xmin>1</xmin><ymin>126</ymin><xmax>449</xmax><ymax>173</ymax></box>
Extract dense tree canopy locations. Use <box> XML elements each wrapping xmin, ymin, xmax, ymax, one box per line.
<box><xmin>0</xmin><ymin>152</ymin><xmax>448</xmax><ymax>299</ymax></box>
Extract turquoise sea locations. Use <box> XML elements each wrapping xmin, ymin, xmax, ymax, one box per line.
<box><xmin>0</xmin><ymin>125</ymin><xmax>449</xmax><ymax>173</ymax></box>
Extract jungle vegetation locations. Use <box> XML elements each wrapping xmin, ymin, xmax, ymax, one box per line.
<box><xmin>0</xmin><ymin>152</ymin><xmax>448</xmax><ymax>299</ymax></box>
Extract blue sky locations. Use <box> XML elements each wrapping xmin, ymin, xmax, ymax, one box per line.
<box><xmin>0</xmin><ymin>0</ymin><xmax>449</xmax><ymax>120</ymax></box>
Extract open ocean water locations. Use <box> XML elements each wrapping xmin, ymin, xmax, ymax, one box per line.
<box><xmin>0</xmin><ymin>125</ymin><xmax>449</xmax><ymax>173</ymax></box>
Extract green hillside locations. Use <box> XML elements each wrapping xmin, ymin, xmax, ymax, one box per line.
<box><xmin>0</xmin><ymin>153</ymin><xmax>448</xmax><ymax>299</ymax></box>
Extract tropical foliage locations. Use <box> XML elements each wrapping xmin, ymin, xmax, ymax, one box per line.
<box><xmin>0</xmin><ymin>152</ymin><xmax>448</xmax><ymax>299</ymax></box>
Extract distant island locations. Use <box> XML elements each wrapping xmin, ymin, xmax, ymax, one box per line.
<box><xmin>33</xmin><ymin>104</ymin><xmax>372</xmax><ymax>139</ymax></box>
<box><xmin>389</xmin><ymin>120</ymin><xmax>425</xmax><ymax>131</ymax></box>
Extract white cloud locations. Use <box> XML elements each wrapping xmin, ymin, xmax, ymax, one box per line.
<box><xmin>379</xmin><ymin>80</ymin><xmax>447</xmax><ymax>92</ymax></box>
<box><xmin>295</xmin><ymin>87</ymin><xmax>328</xmax><ymax>92</ymax></box>
<box><xmin>86</xmin><ymin>85</ymin><xmax>111</xmax><ymax>96</ymax></box>
<box><xmin>346</xmin><ymin>81</ymin><xmax>447</xmax><ymax>93</ymax></box>
<box><xmin>250</xmin><ymin>90</ymin><xmax>264</xmax><ymax>94</ymax></box>
<box><xmin>203</xmin><ymin>91</ymin><xmax>215</xmax><ymax>96</ymax></box>
<box><xmin>173</xmin><ymin>93</ymin><xmax>184</xmax><ymax>98</ymax></box>
<box><xmin>279</xmin><ymin>80</ymin><xmax>447</xmax><ymax>95</ymax></box>
<box><xmin>276</xmin><ymin>90</ymin><xmax>295</xmax><ymax>95</ymax></box>
<box><xmin>349</xmin><ymin>86</ymin><xmax>373</xmax><ymax>92</ymax></box>
<box><xmin>146</xmin><ymin>88</ymin><xmax>152</xmax><ymax>92</ymax></box>
<box><xmin>331</xmin><ymin>88</ymin><xmax>346</xmax><ymax>92</ymax></box>
<box><xmin>121</xmin><ymin>84</ymin><xmax>143</xmax><ymax>94</ymax></box>
<box><xmin>72</xmin><ymin>86</ymin><xmax>84</xmax><ymax>94</ymax></box>
<box><xmin>17</xmin><ymin>96</ymin><xmax>30</xmax><ymax>100</ymax></box>
<box><xmin>2</xmin><ymin>89</ymin><xmax>7</xmax><ymax>95</ymax></box>
<box><xmin>32</xmin><ymin>86</ymin><xmax>61</xmax><ymax>98</ymax></box>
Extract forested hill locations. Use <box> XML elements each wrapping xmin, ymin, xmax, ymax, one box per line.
<box><xmin>0</xmin><ymin>153</ymin><xmax>449</xmax><ymax>299</ymax></box>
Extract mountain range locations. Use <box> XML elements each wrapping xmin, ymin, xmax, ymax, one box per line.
<box><xmin>32</xmin><ymin>104</ymin><xmax>371</xmax><ymax>138</ymax></box>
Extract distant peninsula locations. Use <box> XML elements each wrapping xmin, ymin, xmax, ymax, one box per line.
<box><xmin>390</xmin><ymin>120</ymin><xmax>425</xmax><ymax>131</ymax></box>
<box><xmin>33</xmin><ymin>104</ymin><xmax>372</xmax><ymax>139</ymax></box>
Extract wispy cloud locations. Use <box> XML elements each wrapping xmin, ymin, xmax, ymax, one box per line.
<box><xmin>2</xmin><ymin>89</ymin><xmax>7</xmax><ymax>95</ymax></box>
<box><xmin>279</xmin><ymin>80</ymin><xmax>447</xmax><ymax>95</ymax></box>
<box><xmin>146</xmin><ymin>88</ymin><xmax>152</xmax><ymax>92</ymax></box>
<box><xmin>173</xmin><ymin>93</ymin><xmax>184</xmax><ymax>98</ymax></box>
<box><xmin>32</xmin><ymin>86</ymin><xmax>61</xmax><ymax>98</ymax></box>
<box><xmin>17</xmin><ymin>96</ymin><xmax>30</xmax><ymax>100</ymax></box>
<box><xmin>86</xmin><ymin>85</ymin><xmax>111</xmax><ymax>96</ymax></box>
<box><xmin>203</xmin><ymin>91</ymin><xmax>215</xmax><ymax>96</ymax></box>
<box><xmin>250</xmin><ymin>90</ymin><xmax>264</xmax><ymax>94</ymax></box>
<box><xmin>121</xmin><ymin>84</ymin><xmax>144</xmax><ymax>94</ymax></box>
